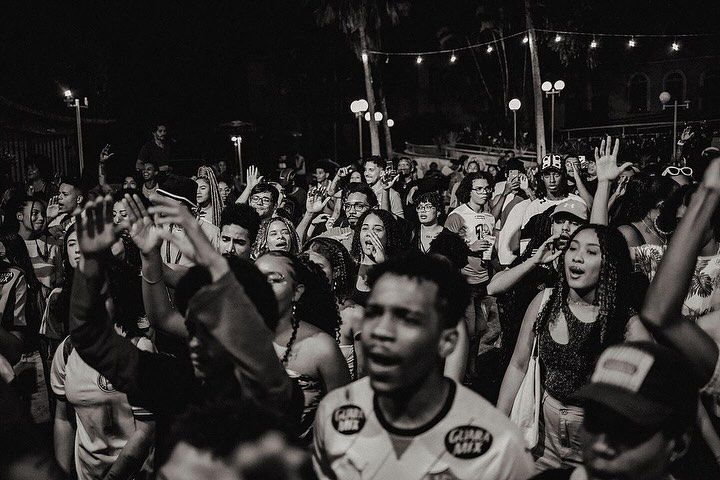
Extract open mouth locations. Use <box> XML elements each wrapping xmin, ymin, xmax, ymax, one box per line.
<box><xmin>568</xmin><ymin>265</ymin><xmax>585</xmax><ymax>279</ymax></box>
<box><xmin>367</xmin><ymin>350</ymin><xmax>402</xmax><ymax>373</ymax></box>
<box><xmin>275</xmin><ymin>240</ymin><xmax>288</xmax><ymax>249</ymax></box>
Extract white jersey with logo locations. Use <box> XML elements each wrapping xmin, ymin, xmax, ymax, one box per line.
<box><xmin>313</xmin><ymin>377</ymin><xmax>534</xmax><ymax>480</ymax></box>
<box><xmin>51</xmin><ymin>336</ymin><xmax>155</xmax><ymax>480</ymax></box>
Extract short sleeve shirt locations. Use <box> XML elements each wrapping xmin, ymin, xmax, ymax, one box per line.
<box><xmin>0</xmin><ymin>268</ymin><xmax>27</xmax><ymax>333</ymax></box>
<box><xmin>313</xmin><ymin>377</ymin><xmax>534</xmax><ymax>480</ymax></box>
<box><xmin>51</xmin><ymin>336</ymin><xmax>155</xmax><ymax>480</ymax></box>
<box><xmin>445</xmin><ymin>204</ymin><xmax>496</xmax><ymax>284</ymax></box>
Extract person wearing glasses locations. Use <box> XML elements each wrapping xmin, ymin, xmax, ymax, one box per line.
<box><xmin>445</xmin><ymin>172</ymin><xmax>498</xmax><ymax>383</ymax></box>
<box><xmin>248</xmin><ymin>184</ymin><xmax>279</xmax><ymax>220</ymax></box>
<box><xmin>662</xmin><ymin>165</ymin><xmax>694</xmax><ymax>186</ymax></box>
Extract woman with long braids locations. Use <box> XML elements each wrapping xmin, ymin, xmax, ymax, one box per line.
<box><xmin>196</xmin><ymin>165</ymin><xmax>223</xmax><ymax>227</ymax></box>
<box><xmin>497</xmin><ymin>224</ymin><xmax>650</xmax><ymax>471</ymax></box>
<box><xmin>351</xmin><ymin>209</ymin><xmax>403</xmax><ymax>300</ymax></box>
<box><xmin>254</xmin><ymin>250</ymin><xmax>351</xmax><ymax>444</ymax></box>
<box><xmin>303</xmin><ymin>236</ymin><xmax>361</xmax><ymax>379</ymax></box>
<box><xmin>251</xmin><ymin>215</ymin><xmax>300</xmax><ymax>259</ymax></box>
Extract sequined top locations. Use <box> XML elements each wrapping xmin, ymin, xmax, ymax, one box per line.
<box><xmin>539</xmin><ymin>299</ymin><xmax>605</xmax><ymax>405</ymax></box>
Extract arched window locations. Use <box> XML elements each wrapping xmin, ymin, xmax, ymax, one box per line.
<box><xmin>663</xmin><ymin>71</ymin><xmax>686</xmax><ymax>102</ymax></box>
<box><xmin>628</xmin><ymin>73</ymin><xmax>649</xmax><ymax>113</ymax></box>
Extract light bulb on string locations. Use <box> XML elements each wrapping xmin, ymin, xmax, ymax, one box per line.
<box><xmin>628</xmin><ymin>38</ymin><xmax>636</xmax><ymax>48</ymax></box>
<box><xmin>450</xmin><ymin>53</ymin><xmax>457</xmax><ymax>63</ymax></box>
<box><xmin>554</xmin><ymin>34</ymin><xmax>562</xmax><ymax>43</ymax></box>
<box><xmin>385</xmin><ymin>55</ymin><xmax>390</xmax><ymax>64</ymax></box>
<box><xmin>590</xmin><ymin>38</ymin><xmax>598</xmax><ymax>49</ymax></box>
<box><xmin>671</xmin><ymin>41</ymin><xmax>680</xmax><ymax>51</ymax></box>
<box><xmin>522</xmin><ymin>35</ymin><xmax>529</xmax><ymax>44</ymax></box>
<box><xmin>486</xmin><ymin>45</ymin><xmax>493</xmax><ymax>54</ymax></box>
<box><xmin>416</xmin><ymin>55</ymin><xmax>423</xmax><ymax>64</ymax></box>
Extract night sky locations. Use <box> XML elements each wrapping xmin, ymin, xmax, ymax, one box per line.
<box><xmin>1</xmin><ymin>0</ymin><xmax>718</xmax><ymax>171</ymax></box>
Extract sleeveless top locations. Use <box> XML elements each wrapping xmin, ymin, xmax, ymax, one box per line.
<box><xmin>273</xmin><ymin>343</ymin><xmax>324</xmax><ymax>444</ymax></box>
<box><xmin>538</xmin><ymin>296</ymin><xmax>605</xmax><ymax>405</ymax></box>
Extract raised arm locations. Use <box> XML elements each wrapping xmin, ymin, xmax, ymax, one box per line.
<box><xmin>640</xmin><ymin>156</ymin><xmax>720</xmax><ymax>383</ymax></box>
<box><xmin>236</xmin><ymin>166</ymin><xmax>263</xmax><ymax>204</ymax></box>
<box><xmin>487</xmin><ymin>235</ymin><xmax>560</xmax><ymax>296</ymax></box>
<box><xmin>297</xmin><ymin>186</ymin><xmax>331</xmax><ymax>244</ymax></box>
<box><xmin>589</xmin><ymin>137</ymin><xmax>632</xmax><ymax>226</ymax></box>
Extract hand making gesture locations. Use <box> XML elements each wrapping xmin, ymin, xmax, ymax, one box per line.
<box><xmin>122</xmin><ymin>194</ymin><xmax>163</xmax><ymax>255</ymax></box>
<box><xmin>595</xmin><ymin>136</ymin><xmax>633</xmax><ymax>182</ymax></box>
<box><xmin>306</xmin><ymin>185</ymin><xmax>331</xmax><ymax>214</ymax></box>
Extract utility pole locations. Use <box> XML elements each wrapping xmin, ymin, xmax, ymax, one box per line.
<box><xmin>525</xmin><ymin>0</ymin><xmax>546</xmax><ymax>164</ymax></box>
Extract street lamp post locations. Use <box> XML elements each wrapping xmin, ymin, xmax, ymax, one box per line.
<box><xmin>350</xmin><ymin>99</ymin><xmax>369</xmax><ymax>161</ymax></box>
<box><xmin>231</xmin><ymin>136</ymin><xmax>243</xmax><ymax>183</ymax></box>
<box><xmin>659</xmin><ymin>91</ymin><xmax>690</xmax><ymax>160</ymax></box>
<box><xmin>541</xmin><ymin>80</ymin><xmax>565</xmax><ymax>152</ymax></box>
<box><xmin>64</xmin><ymin>90</ymin><xmax>88</xmax><ymax>174</ymax></box>
<box><xmin>508</xmin><ymin>98</ymin><xmax>522</xmax><ymax>152</ymax></box>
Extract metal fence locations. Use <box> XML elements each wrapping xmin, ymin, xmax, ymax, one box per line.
<box><xmin>0</xmin><ymin>130</ymin><xmax>73</xmax><ymax>182</ymax></box>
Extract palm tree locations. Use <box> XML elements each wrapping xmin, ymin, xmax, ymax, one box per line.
<box><xmin>313</xmin><ymin>1</ymin><xmax>409</xmax><ymax>158</ymax></box>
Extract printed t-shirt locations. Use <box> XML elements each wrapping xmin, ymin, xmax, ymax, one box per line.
<box><xmin>0</xmin><ymin>267</ymin><xmax>27</xmax><ymax>336</ymax></box>
<box><xmin>445</xmin><ymin>204</ymin><xmax>496</xmax><ymax>284</ymax></box>
<box><xmin>51</xmin><ymin>336</ymin><xmax>155</xmax><ymax>480</ymax></box>
<box><xmin>313</xmin><ymin>377</ymin><xmax>534</xmax><ymax>480</ymax></box>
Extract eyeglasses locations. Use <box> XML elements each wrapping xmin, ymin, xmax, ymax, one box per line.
<box><xmin>343</xmin><ymin>202</ymin><xmax>369</xmax><ymax>212</ymax></box>
<box><xmin>415</xmin><ymin>204</ymin><xmax>436</xmax><ymax>212</ymax></box>
<box><xmin>250</xmin><ymin>195</ymin><xmax>273</xmax><ymax>205</ymax></box>
<box><xmin>662</xmin><ymin>166</ymin><xmax>693</xmax><ymax>177</ymax></box>
<box><xmin>471</xmin><ymin>187</ymin><xmax>493</xmax><ymax>193</ymax></box>
<box><xmin>265</xmin><ymin>272</ymin><xmax>287</xmax><ymax>284</ymax></box>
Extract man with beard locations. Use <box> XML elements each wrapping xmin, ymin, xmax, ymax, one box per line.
<box><xmin>136</xmin><ymin>123</ymin><xmax>172</xmax><ymax>173</ymax></box>
<box><xmin>313</xmin><ymin>253</ymin><xmax>533</xmax><ymax>480</ymax></box>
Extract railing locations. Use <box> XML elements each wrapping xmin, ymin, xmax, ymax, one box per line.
<box><xmin>0</xmin><ymin>130</ymin><xmax>73</xmax><ymax>181</ymax></box>
<box><xmin>404</xmin><ymin>142</ymin><xmax>537</xmax><ymax>166</ymax></box>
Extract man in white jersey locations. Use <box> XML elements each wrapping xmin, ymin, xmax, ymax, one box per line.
<box><xmin>313</xmin><ymin>253</ymin><xmax>533</xmax><ymax>480</ymax></box>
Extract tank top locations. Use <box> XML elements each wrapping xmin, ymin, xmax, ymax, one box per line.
<box><xmin>539</xmin><ymin>296</ymin><xmax>605</xmax><ymax>404</ymax></box>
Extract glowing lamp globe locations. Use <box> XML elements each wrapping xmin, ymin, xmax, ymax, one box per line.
<box><xmin>508</xmin><ymin>99</ymin><xmax>522</xmax><ymax>111</ymax></box>
<box><xmin>541</xmin><ymin>81</ymin><xmax>552</xmax><ymax>92</ymax></box>
<box><xmin>659</xmin><ymin>92</ymin><xmax>672</xmax><ymax>105</ymax></box>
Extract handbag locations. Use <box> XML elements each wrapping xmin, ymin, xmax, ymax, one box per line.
<box><xmin>509</xmin><ymin>288</ymin><xmax>550</xmax><ymax>449</ymax></box>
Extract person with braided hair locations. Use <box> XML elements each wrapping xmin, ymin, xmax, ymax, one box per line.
<box><xmin>255</xmin><ymin>251</ymin><xmax>351</xmax><ymax>445</ymax></box>
<box><xmin>251</xmin><ymin>216</ymin><xmax>300</xmax><ymax>260</ymax></box>
<box><xmin>196</xmin><ymin>166</ymin><xmax>223</xmax><ymax>228</ymax></box>
<box><xmin>303</xmin><ymin>237</ymin><xmax>361</xmax><ymax>379</ymax></box>
<box><xmin>497</xmin><ymin>224</ymin><xmax>650</xmax><ymax>471</ymax></box>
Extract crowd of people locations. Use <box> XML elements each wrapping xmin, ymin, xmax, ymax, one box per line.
<box><xmin>2</xmin><ymin>122</ymin><xmax>720</xmax><ymax>480</ymax></box>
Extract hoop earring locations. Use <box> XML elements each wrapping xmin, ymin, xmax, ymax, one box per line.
<box><xmin>653</xmin><ymin>216</ymin><xmax>673</xmax><ymax>237</ymax></box>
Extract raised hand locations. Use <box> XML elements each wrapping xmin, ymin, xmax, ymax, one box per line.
<box><xmin>148</xmin><ymin>194</ymin><xmax>226</xmax><ymax>275</ymax></box>
<box><xmin>680</xmin><ymin>126</ymin><xmax>694</xmax><ymax>143</ymax></box>
<box><xmin>246</xmin><ymin>166</ymin><xmax>263</xmax><ymax>189</ymax></box>
<box><xmin>75</xmin><ymin>196</ymin><xmax>122</xmax><ymax>256</ymax></box>
<box><xmin>519</xmin><ymin>174</ymin><xmax>530</xmax><ymax>192</ymax></box>
<box><xmin>47</xmin><ymin>195</ymin><xmax>60</xmax><ymax>220</ymax></box>
<box><xmin>595</xmin><ymin>136</ymin><xmax>632</xmax><ymax>182</ymax></box>
<box><xmin>99</xmin><ymin>144</ymin><xmax>114</xmax><ymax>163</ymax></box>
<box><xmin>306</xmin><ymin>186</ymin><xmax>331</xmax><ymax>214</ymax></box>
<box><xmin>381</xmin><ymin>170</ymin><xmax>400</xmax><ymax>190</ymax></box>
<box><xmin>531</xmin><ymin>235</ymin><xmax>562</xmax><ymax>265</ymax></box>
<box><xmin>123</xmin><ymin>194</ymin><xmax>162</xmax><ymax>254</ymax></box>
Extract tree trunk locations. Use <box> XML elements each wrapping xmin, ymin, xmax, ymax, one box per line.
<box><xmin>359</xmin><ymin>27</ymin><xmax>381</xmax><ymax>156</ymax></box>
<box><xmin>375</xmin><ymin>72</ymin><xmax>393</xmax><ymax>159</ymax></box>
<box><xmin>525</xmin><ymin>0</ymin><xmax>546</xmax><ymax>163</ymax></box>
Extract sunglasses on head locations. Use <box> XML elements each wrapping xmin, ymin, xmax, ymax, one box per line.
<box><xmin>662</xmin><ymin>166</ymin><xmax>693</xmax><ymax>177</ymax></box>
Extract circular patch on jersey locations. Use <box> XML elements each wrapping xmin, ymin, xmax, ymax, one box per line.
<box><xmin>97</xmin><ymin>374</ymin><xmax>115</xmax><ymax>393</ymax></box>
<box><xmin>444</xmin><ymin>425</ymin><xmax>493</xmax><ymax>459</ymax></box>
<box><xmin>331</xmin><ymin>404</ymin><xmax>366</xmax><ymax>435</ymax></box>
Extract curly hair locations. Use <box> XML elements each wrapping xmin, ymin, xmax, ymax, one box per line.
<box><xmin>413</xmin><ymin>191</ymin><xmax>446</xmax><ymax>225</ymax></box>
<box><xmin>455</xmin><ymin>172</ymin><xmax>495</xmax><ymax>205</ymax></box>
<box><xmin>611</xmin><ymin>173</ymin><xmax>677</xmax><ymax>226</ymax></box>
<box><xmin>259</xmin><ymin>251</ymin><xmax>341</xmax><ymax>365</ymax></box>
<box><xmin>350</xmin><ymin>209</ymin><xmax>403</xmax><ymax>263</ymax></box>
<box><xmin>196</xmin><ymin>166</ymin><xmax>223</xmax><ymax>227</ymax></box>
<box><xmin>535</xmin><ymin>224</ymin><xmax>633</xmax><ymax>347</ymax></box>
<box><xmin>251</xmin><ymin>216</ymin><xmax>300</xmax><ymax>260</ymax></box>
<box><xmin>303</xmin><ymin>237</ymin><xmax>357</xmax><ymax>303</ymax></box>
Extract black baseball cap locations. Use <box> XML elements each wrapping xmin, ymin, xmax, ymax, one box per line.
<box><xmin>156</xmin><ymin>174</ymin><xmax>198</xmax><ymax>209</ymax></box>
<box><xmin>573</xmin><ymin>342</ymin><xmax>699</xmax><ymax>429</ymax></box>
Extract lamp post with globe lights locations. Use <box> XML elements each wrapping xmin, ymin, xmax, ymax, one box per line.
<box><xmin>231</xmin><ymin>136</ymin><xmax>243</xmax><ymax>183</ymax></box>
<box><xmin>508</xmin><ymin>99</ymin><xmax>522</xmax><ymax>152</ymax></box>
<box><xmin>350</xmin><ymin>99</ymin><xmax>369</xmax><ymax>161</ymax></box>
<box><xmin>541</xmin><ymin>80</ymin><xmax>565</xmax><ymax>151</ymax></box>
<box><xmin>63</xmin><ymin>89</ymin><xmax>88</xmax><ymax>174</ymax></box>
<box><xmin>659</xmin><ymin>91</ymin><xmax>690</xmax><ymax>160</ymax></box>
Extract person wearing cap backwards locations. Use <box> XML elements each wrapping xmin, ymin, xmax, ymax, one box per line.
<box><xmin>313</xmin><ymin>253</ymin><xmax>534</xmax><ymax>480</ymax></box>
<box><xmin>531</xmin><ymin>342</ymin><xmax>699</xmax><ymax>480</ymax></box>
<box><xmin>155</xmin><ymin>174</ymin><xmax>220</xmax><ymax>269</ymax></box>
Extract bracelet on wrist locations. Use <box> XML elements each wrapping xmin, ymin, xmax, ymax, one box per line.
<box><xmin>141</xmin><ymin>271</ymin><xmax>162</xmax><ymax>285</ymax></box>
